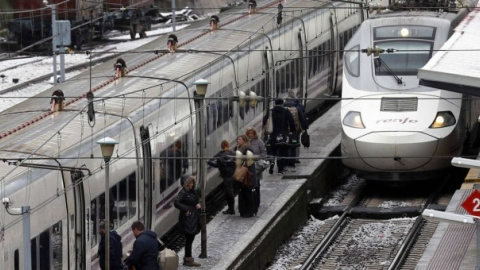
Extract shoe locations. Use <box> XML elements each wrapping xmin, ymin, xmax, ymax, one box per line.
<box><xmin>269</xmin><ymin>163</ymin><xmax>274</xmax><ymax>174</ymax></box>
<box><xmin>295</xmin><ymin>160</ymin><xmax>300</xmax><ymax>164</ymax></box>
<box><xmin>278</xmin><ymin>171</ymin><xmax>285</xmax><ymax>175</ymax></box>
<box><xmin>223</xmin><ymin>210</ymin><xmax>235</xmax><ymax>215</ymax></box>
<box><xmin>184</xmin><ymin>257</ymin><xmax>201</xmax><ymax>267</ymax></box>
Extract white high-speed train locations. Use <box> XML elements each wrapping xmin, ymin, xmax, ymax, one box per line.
<box><xmin>0</xmin><ymin>0</ymin><xmax>365</xmax><ymax>269</ymax></box>
<box><xmin>341</xmin><ymin>0</ymin><xmax>480</xmax><ymax>182</ymax></box>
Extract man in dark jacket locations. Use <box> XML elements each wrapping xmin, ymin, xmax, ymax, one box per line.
<box><xmin>285</xmin><ymin>91</ymin><xmax>309</xmax><ymax>169</ymax></box>
<box><xmin>263</xmin><ymin>98</ymin><xmax>296</xmax><ymax>175</ymax></box>
<box><xmin>207</xmin><ymin>140</ymin><xmax>236</xmax><ymax>215</ymax></box>
<box><xmin>98</xmin><ymin>220</ymin><xmax>123</xmax><ymax>270</ymax></box>
<box><xmin>125</xmin><ymin>220</ymin><xmax>160</xmax><ymax>270</ymax></box>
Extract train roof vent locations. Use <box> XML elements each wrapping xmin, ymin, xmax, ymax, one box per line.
<box><xmin>380</xmin><ymin>97</ymin><xmax>418</xmax><ymax>111</ymax></box>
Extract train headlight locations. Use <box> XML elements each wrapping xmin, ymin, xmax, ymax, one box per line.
<box><xmin>343</xmin><ymin>111</ymin><xmax>365</xmax><ymax>129</ymax></box>
<box><xmin>429</xmin><ymin>111</ymin><xmax>456</xmax><ymax>128</ymax></box>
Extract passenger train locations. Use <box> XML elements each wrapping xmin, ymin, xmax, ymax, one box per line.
<box><xmin>340</xmin><ymin>0</ymin><xmax>480</xmax><ymax>182</ymax></box>
<box><xmin>0</xmin><ymin>0</ymin><xmax>366</xmax><ymax>269</ymax></box>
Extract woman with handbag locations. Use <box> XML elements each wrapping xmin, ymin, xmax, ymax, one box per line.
<box><xmin>234</xmin><ymin>135</ymin><xmax>259</xmax><ymax>217</ymax></box>
<box><xmin>174</xmin><ymin>176</ymin><xmax>201</xmax><ymax>267</ymax></box>
<box><xmin>245</xmin><ymin>127</ymin><xmax>267</xmax><ymax>213</ymax></box>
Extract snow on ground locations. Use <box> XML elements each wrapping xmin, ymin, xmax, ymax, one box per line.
<box><xmin>0</xmin><ymin>24</ymin><xmax>189</xmax><ymax>112</ymax></box>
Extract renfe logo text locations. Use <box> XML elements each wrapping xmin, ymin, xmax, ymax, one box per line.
<box><xmin>376</xmin><ymin>118</ymin><xmax>418</xmax><ymax>124</ymax></box>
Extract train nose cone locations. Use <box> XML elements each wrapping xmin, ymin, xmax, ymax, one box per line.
<box><xmin>355</xmin><ymin>132</ymin><xmax>438</xmax><ymax>171</ymax></box>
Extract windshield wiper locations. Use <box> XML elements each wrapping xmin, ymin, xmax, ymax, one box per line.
<box><xmin>374</xmin><ymin>57</ymin><xmax>403</xmax><ymax>85</ymax></box>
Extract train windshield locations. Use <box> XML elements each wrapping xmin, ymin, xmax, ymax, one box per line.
<box><xmin>374</xmin><ymin>26</ymin><xmax>435</xmax><ymax>76</ymax></box>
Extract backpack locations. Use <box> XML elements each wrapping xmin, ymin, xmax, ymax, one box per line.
<box><xmin>286</xmin><ymin>105</ymin><xmax>301</xmax><ymax>132</ymax></box>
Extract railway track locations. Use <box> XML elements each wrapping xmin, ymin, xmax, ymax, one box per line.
<box><xmin>291</xmin><ymin>173</ymin><xmax>459</xmax><ymax>270</ymax></box>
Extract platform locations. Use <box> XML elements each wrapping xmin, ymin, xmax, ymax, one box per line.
<box><xmin>417</xmin><ymin>188</ymin><xmax>479</xmax><ymax>270</ymax></box>
<box><xmin>175</xmin><ymin>102</ymin><xmax>342</xmax><ymax>269</ymax></box>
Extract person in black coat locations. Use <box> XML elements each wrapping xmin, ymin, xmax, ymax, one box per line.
<box><xmin>124</xmin><ymin>220</ymin><xmax>159</xmax><ymax>270</ymax></box>
<box><xmin>174</xmin><ymin>176</ymin><xmax>202</xmax><ymax>267</ymax></box>
<box><xmin>208</xmin><ymin>140</ymin><xmax>236</xmax><ymax>215</ymax></box>
<box><xmin>98</xmin><ymin>220</ymin><xmax>123</xmax><ymax>270</ymax></box>
<box><xmin>285</xmin><ymin>91</ymin><xmax>309</xmax><ymax>168</ymax></box>
<box><xmin>235</xmin><ymin>135</ymin><xmax>259</xmax><ymax>217</ymax></box>
<box><xmin>263</xmin><ymin>98</ymin><xmax>296</xmax><ymax>174</ymax></box>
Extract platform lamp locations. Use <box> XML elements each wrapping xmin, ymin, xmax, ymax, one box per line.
<box><xmin>97</xmin><ymin>137</ymin><xmax>118</xmax><ymax>270</ymax></box>
<box><xmin>193</xmin><ymin>79</ymin><xmax>209</xmax><ymax>258</ymax></box>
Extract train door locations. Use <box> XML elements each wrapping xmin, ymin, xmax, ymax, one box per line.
<box><xmin>71</xmin><ymin>170</ymin><xmax>89</xmax><ymax>270</ymax></box>
<box><xmin>328</xmin><ymin>10</ymin><xmax>339</xmax><ymax>95</ymax></box>
<box><xmin>140</xmin><ymin>126</ymin><xmax>154</xmax><ymax>229</ymax></box>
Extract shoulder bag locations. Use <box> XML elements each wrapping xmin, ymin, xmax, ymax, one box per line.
<box><xmin>233</xmin><ymin>165</ymin><xmax>249</xmax><ymax>182</ymax></box>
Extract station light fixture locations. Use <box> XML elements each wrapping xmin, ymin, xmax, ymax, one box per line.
<box><xmin>422</xmin><ymin>209</ymin><xmax>475</xmax><ymax>225</ymax></box>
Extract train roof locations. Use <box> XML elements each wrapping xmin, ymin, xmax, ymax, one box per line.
<box><xmin>0</xmin><ymin>0</ymin><xmax>330</xmax><ymax>179</ymax></box>
<box><xmin>418</xmin><ymin>1</ymin><xmax>480</xmax><ymax>96</ymax></box>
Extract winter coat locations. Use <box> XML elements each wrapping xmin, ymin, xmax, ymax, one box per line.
<box><xmin>284</xmin><ymin>101</ymin><xmax>308</xmax><ymax>131</ymax></box>
<box><xmin>234</xmin><ymin>145</ymin><xmax>259</xmax><ymax>189</ymax></box>
<box><xmin>125</xmin><ymin>230</ymin><xmax>160</xmax><ymax>270</ymax></box>
<box><xmin>98</xmin><ymin>230</ymin><xmax>123</xmax><ymax>270</ymax></box>
<box><xmin>207</xmin><ymin>150</ymin><xmax>236</xmax><ymax>178</ymax></box>
<box><xmin>263</xmin><ymin>105</ymin><xmax>296</xmax><ymax>137</ymax></box>
<box><xmin>174</xmin><ymin>187</ymin><xmax>201</xmax><ymax>235</ymax></box>
<box><xmin>248</xmin><ymin>138</ymin><xmax>267</xmax><ymax>173</ymax></box>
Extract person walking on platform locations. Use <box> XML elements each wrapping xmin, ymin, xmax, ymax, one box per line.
<box><xmin>98</xmin><ymin>220</ymin><xmax>123</xmax><ymax>270</ymax></box>
<box><xmin>208</xmin><ymin>140</ymin><xmax>236</xmax><ymax>215</ymax></box>
<box><xmin>285</xmin><ymin>91</ymin><xmax>308</xmax><ymax>169</ymax></box>
<box><xmin>263</xmin><ymin>98</ymin><xmax>296</xmax><ymax>175</ymax></box>
<box><xmin>174</xmin><ymin>176</ymin><xmax>202</xmax><ymax>267</ymax></box>
<box><xmin>245</xmin><ymin>127</ymin><xmax>267</xmax><ymax>212</ymax></box>
<box><xmin>124</xmin><ymin>220</ymin><xmax>160</xmax><ymax>270</ymax></box>
<box><xmin>235</xmin><ymin>135</ymin><xmax>259</xmax><ymax>217</ymax></box>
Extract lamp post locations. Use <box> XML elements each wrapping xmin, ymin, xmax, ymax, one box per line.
<box><xmin>97</xmin><ymin>137</ymin><xmax>118</xmax><ymax>270</ymax></box>
<box><xmin>44</xmin><ymin>1</ymin><xmax>58</xmax><ymax>85</ymax></box>
<box><xmin>194</xmin><ymin>79</ymin><xmax>209</xmax><ymax>258</ymax></box>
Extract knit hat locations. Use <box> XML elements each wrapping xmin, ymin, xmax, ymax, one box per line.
<box><xmin>275</xmin><ymin>98</ymin><xmax>284</xmax><ymax>105</ymax></box>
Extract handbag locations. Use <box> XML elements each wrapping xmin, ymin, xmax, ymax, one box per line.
<box><xmin>157</xmin><ymin>239</ymin><xmax>179</xmax><ymax>270</ymax></box>
<box><xmin>242</xmin><ymin>170</ymin><xmax>253</xmax><ymax>187</ymax></box>
<box><xmin>263</xmin><ymin>110</ymin><xmax>273</xmax><ymax>134</ymax></box>
<box><xmin>233</xmin><ymin>165</ymin><xmax>249</xmax><ymax>182</ymax></box>
<box><xmin>288</xmin><ymin>132</ymin><xmax>300</xmax><ymax>147</ymax></box>
<box><xmin>301</xmin><ymin>130</ymin><xmax>310</xmax><ymax>148</ymax></box>
<box><xmin>275</xmin><ymin>133</ymin><xmax>288</xmax><ymax>145</ymax></box>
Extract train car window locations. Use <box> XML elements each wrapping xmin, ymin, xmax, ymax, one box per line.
<box><xmin>324</xmin><ymin>42</ymin><xmax>331</xmax><ymax>68</ymax></box>
<box><xmin>345</xmin><ymin>45</ymin><xmax>360</xmax><ymax>77</ymax></box>
<box><xmin>313</xmin><ymin>46</ymin><xmax>319</xmax><ymax>76</ymax></box>
<box><xmin>30</xmin><ymin>221</ymin><xmax>62</xmax><ymax>270</ymax></box>
<box><xmin>374</xmin><ymin>26</ymin><xmax>435</xmax><ymax>40</ymax></box>
<box><xmin>207</xmin><ymin>93</ymin><xmax>219</xmax><ymax>135</ymax></box>
<box><xmin>256</xmin><ymin>78</ymin><xmax>266</xmax><ymax>101</ymax></box>
<box><xmin>286</xmin><ymin>64</ymin><xmax>291</xmax><ymax>91</ymax></box>
<box><xmin>220</xmin><ymin>83</ymin><xmax>234</xmax><ymax>123</ymax></box>
<box><xmin>317</xmin><ymin>44</ymin><xmax>323</xmax><ymax>71</ymax></box>
<box><xmin>91</xmin><ymin>172</ymin><xmax>136</xmax><ymax>245</ymax></box>
<box><xmin>280</xmin><ymin>68</ymin><xmax>287</xmax><ymax>94</ymax></box>
<box><xmin>276</xmin><ymin>70</ymin><xmax>281</xmax><ymax>95</ymax></box>
<box><xmin>308</xmin><ymin>50</ymin><xmax>314</xmax><ymax>78</ymax></box>
<box><xmin>374</xmin><ymin>41</ymin><xmax>432</xmax><ymax>75</ymax></box>
<box><xmin>160</xmin><ymin>139</ymin><xmax>188</xmax><ymax>188</ymax></box>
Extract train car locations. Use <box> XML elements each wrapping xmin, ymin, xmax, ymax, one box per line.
<box><xmin>6</xmin><ymin>0</ymin><xmax>154</xmax><ymax>50</ymax></box>
<box><xmin>0</xmin><ymin>0</ymin><xmax>365</xmax><ymax>269</ymax></box>
<box><xmin>340</xmin><ymin>0</ymin><xmax>480</xmax><ymax>182</ymax></box>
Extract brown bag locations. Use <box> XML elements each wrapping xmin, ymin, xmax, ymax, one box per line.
<box><xmin>242</xmin><ymin>170</ymin><xmax>253</xmax><ymax>187</ymax></box>
<box><xmin>233</xmin><ymin>165</ymin><xmax>249</xmax><ymax>182</ymax></box>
